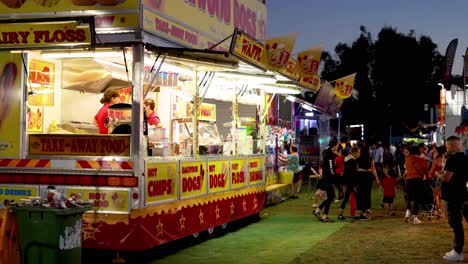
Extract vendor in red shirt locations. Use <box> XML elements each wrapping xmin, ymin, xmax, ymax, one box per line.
<box><xmin>144</xmin><ymin>98</ymin><xmax>161</xmax><ymax>126</ymax></box>
<box><xmin>95</xmin><ymin>89</ymin><xmax>120</xmax><ymax>134</ymax></box>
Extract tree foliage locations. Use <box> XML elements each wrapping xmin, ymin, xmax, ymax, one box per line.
<box><xmin>321</xmin><ymin>26</ymin><xmax>444</xmax><ymax>142</ymax></box>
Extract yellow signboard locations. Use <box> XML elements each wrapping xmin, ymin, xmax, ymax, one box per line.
<box><xmin>65</xmin><ymin>187</ymin><xmax>130</xmax><ymax>213</ymax></box>
<box><xmin>146</xmin><ymin>162</ymin><xmax>178</xmax><ymax>203</ymax></box>
<box><xmin>182</xmin><ymin>102</ymin><xmax>217</xmax><ymax>122</ymax></box>
<box><xmin>143</xmin><ymin>0</ymin><xmax>266</xmax><ymax>50</ymax></box>
<box><xmin>230</xmin><ymin>159</ymin><xmax>248</xmax><ymax>189</ymax></box>
<box><xmin>95</xmin><ymin>13</ymin><xmax>140</xmax><ymax>30</ymax></box>
<box><xmin>249</xmin><ymin>157</ymin><xmax>264</xmax><ymax>185</ymax></box>
<box><xmin>0</xmin><ymin>185</ymin><xmax>38</xmax><ymax>203</ymax></box>
<box><xmin>299</xmin><ymin>75</ymin><xmax>321</xmax><ymax>91</ymax></box>
<box><xmin>0</xmin><ymin>53</ymin><xmax>22</xmax><ymax>157</ymax></box>
<box><xmin>28</xmin><ymin>134</ymin><xmax>131</xmax><ymax>156</ymax></box>
<box><xmin>28</xmin><ymin>60</ymin><xmax>55</xmax><ymax>106</ymax></box>
<box><xmin>0</xmin><ymin>21</ymin><xmax>92</xmax><ymax>48</ymax></box>
<box><xmin>207</xmin><ymin>160</ymin><xmax>230</xmax><ymax>193</ymax></box>
<box><xmin>180</xmin><ymin>160</ymin><xmax>207</xmax><ymax>198</ymax></box>
<box><xmin>231</xmin><ymin>30</ymin><xmax>266</xmax><ymax>70</ymax></box>
<box><xmin>0</xmin><ymin>0</ymin><xmax>138</xmax><ymax>15</ymax></box>
<box><xmin>143</xmin><ymin>10</ymin><xmax>199</xmax><ymax>49</ymax></box>
<box><xmin>198</xmin><ymin>103</ymin><xmax>216</xmax><ymax>122</ymax></box>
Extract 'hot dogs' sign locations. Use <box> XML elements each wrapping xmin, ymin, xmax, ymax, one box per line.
<box><xmin>180</xmin><ymin>161</ymin><xmax>207</xmax><ymax>198</ymax></box>
<box><xmin>0</xmin><ymin>21</ymin><xmax>92</xmax><ymax>49</ymax></box>
<box><xmin>207</xmin><ymin>160</ymin><xmax>229</xmax><ymax>193</ymax></box>
<box><xmin>28</xmin><ymin>134</ymin><xmax>130</xmax><ymax>156</ymax></box>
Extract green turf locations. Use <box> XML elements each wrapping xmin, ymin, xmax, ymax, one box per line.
<box><xmin>151</xmin><ymin>194</ymin><xmax>345</xmax><ymax>264</ymax></box>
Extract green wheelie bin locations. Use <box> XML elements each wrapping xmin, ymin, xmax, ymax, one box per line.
<box><xmin>12</xmin><ymin>205</ymin><xmax>92</xmax><ymax>264</ymax></box>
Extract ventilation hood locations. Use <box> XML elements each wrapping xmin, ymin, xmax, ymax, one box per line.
<box><xmin>61</xmin><ymin>58</ymin><xmax>131</xmax><ymax>93</ymax></box>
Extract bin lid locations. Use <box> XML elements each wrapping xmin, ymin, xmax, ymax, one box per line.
<box><xmin>11</xmin><ymin>205</ymin><xmax>93</xmax><ymax>215</ymax></box>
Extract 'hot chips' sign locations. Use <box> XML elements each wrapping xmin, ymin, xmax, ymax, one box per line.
<box><xmin>146</xmin><ymin>162</ymin><xmax>178</xmax><ymax>203</ymax></box>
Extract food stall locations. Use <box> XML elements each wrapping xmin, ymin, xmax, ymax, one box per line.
<box><xmin>0</xmin><ymin>1</ymin><xmax>272</xmax><ymax>261</ymax></box>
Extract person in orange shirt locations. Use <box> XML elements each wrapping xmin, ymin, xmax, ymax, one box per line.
<box><xmin>404</xmin><ymin>145</ymin><xmax>429</xmax><ymax>224</ymax></box>
<box><xmin>95</xmin><ymin>89</ymin><xmax>120</xmax><ymax>134</ymax></box>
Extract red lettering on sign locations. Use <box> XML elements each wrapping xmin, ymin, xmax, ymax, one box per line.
<box><xmin>32</xmin><ymin>29</ymin><xmax>86</xmax><ymax>43</ymax></box>
<box><xmin>241</xmin><ymin>39</ymin><xmax>262</xmax><ymax>62</ymax></box>
<box><xmin>148</xmin><ymin>179</ymin><xmax>173</xmax><ymax>197</ymax></box>
<box><xmin>232</xmin><ymin>171</ymin><xmax>245</xmax><ymax>184</ymax></box>
<box><xmin>182</xmin><ymin>166</ymin><xmax>199</xmax><ymax>174</ymax></box>
<box><xmin>185</xmin><ymin>0</ymin><xmax>231</xmax><ymax>24</ymax></box>
<box><xmin>40</xmin><ymin>138</ymin><xmax>65</xmax><ymax>153</ymax></box>
<box><xmin>250</xmin><ymin>171</ymin><xmax>262</xmax><ymax>181</ymax></box>
<box><xmin>232</xmin><ymin>163</ymin><xmax>239</xmax><ymax>170</ymax></box>
<box><xmin>182</xmin><ymin>176</ymin><xmax>202</xmax><ymax>192</ymax></box>
<box><xmin>209</xmin><ymin>173</ymin><xmax>226</xmax><ymax>188</ymax></box>
<box><xmin>209</xmin><ymin>165</ymin><xmax>215</xmax><ymax>172</ymax></box>
<box><xmin>148</xmin><ymin>168</ymin><xmax>158</xmax><ymax>178</ymax></box>
<box><xmin>100</xmin><ymin>139</ymin><xmax>126</xmax><ymax>154</ymax></box>
<box><xmin>234</xmin><ymin>0</ymin><xmax>256</xmax><ymax>37</ymax></box>
<box><xmin>70</xmin><ymin>138</ymin><xmax>98</xmax><ymax>153</ymax></box>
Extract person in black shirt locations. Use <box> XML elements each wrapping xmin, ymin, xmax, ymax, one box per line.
<box><xmin>313</xmin><ymin>137</ymin><xmax>339</xmax><ymax>222</ymax></box>
<box><xmin>337</xmin><ymin>146</ymin><xmax>361</xmax><ymax>220</ymax></box>
<box><xmin>436</xmin><ymin>136</ymin><xmax>468</xmax><ymax>262</ymax></box>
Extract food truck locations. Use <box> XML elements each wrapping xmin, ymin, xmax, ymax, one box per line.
<box><xmin>0</xmin><ymin>1</ymin><xmax>315</xmax><ymax>261</ymax></box>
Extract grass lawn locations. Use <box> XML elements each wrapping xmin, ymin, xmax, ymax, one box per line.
<box><xmin>151</xmin><ymin>183</ymin><xmax>462</xmax><ymax>264</ymax></box>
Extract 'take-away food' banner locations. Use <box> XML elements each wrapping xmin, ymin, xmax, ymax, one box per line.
<box><xmin>143</xmin><ymin>0</ymin><xmax>267</xmax><ymax>51</ymax></box>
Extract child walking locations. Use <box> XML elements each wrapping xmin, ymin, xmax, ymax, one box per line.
<box><xmin>380</xmin><ymin>165</ymin><xmax>399</xmax><ymax>216</ymax></box>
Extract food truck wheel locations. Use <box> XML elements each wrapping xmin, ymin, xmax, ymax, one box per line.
<box><xmin>221</xmin><ymin>223</ymin><xmax>228</xmax><ymax>230</ymax></box>
<box><xmin>207</xmin><ymin>227</ymin><xmax>215</xmax><ymax>235</ymax></box>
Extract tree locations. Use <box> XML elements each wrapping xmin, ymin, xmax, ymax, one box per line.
<box><xmin>321</xmin><ymin>26</ymin><xmax>443</xmax><ymax>143</ymax></box>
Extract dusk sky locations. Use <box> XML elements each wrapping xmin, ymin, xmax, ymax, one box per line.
<box><xmin>267</xmin><ymin>0</ymin><xmax>468</xmax><ymax>75</ymax></box>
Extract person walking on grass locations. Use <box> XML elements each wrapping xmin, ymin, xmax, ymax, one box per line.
<box><xmin>278</xmin><ymin>144</ymin><xmax>302</xmax><ymax>199</ymax></box>
<box><xmin>380</xmin><ymin>165</ymin><xmax>399</xmax><ymax>216</ymax></box>
<box><xmin>334</xmin><ymin>147</ymin><xmax>347</xmax><ymax>200</ymax></box>
<box><xmin>356</xmin><ymin>143</ymin><xmax>379</xmax><ymax>220</ymax></box>
<box><xmin>435</xmin><ymin>136</ymin><xmax>468</xmax><ymax>262</ymax></box>
<box><xmin>337</xmin><ymin>146</ymin><xmax>360</xmax><ymax>220</ymax></box>
<box><xmin>313</xmin><ymin>137</ymin><xmax>339</xmax><ymax>222</ymax></box>
<box><xmin>403</xmin><ymin>146</ymin><xmax>428</xmax><ymax>224</ymax></box>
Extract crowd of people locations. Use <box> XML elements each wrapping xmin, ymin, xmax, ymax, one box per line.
<box><xmin>278</xmin><ymin>134</ymin><xmax>468</xmax><ymax>262</ymax></box>
<box><xmin>292</xmin><ymin>136</ymin><xmax>467</xmax><ymax>262</ymax></box>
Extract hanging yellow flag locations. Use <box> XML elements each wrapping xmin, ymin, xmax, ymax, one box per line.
<box><xmin>262</xmin><ymin>33</ymin><xmax>297</xmax><ymax>71</ymax></box>
<box><xmin>296</xmin><ymin>46</ymin><xmax>323</xmax><ymax>91</ymax></box>
<box><xmin>297</xmin><ymin>46</ymin><xmax>323</xmax><ymax>76</ymax></box>
<box><xmin>334</xmin><ymin>73</ymin><xmax>356</xmax><ymax>99</ymax></box>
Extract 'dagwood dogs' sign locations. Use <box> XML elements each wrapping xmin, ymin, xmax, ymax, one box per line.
<box><xmin>28</xmin><ymin>134</ymin><xmax>130</xmax><ymax>156</ymax></box>
<box><xmin>0</xmin><ymin>21</ymin><xmax>92</xmax><ymax>49</ymax></box>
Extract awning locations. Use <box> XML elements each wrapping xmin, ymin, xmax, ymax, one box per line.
<box><xmin>145</xmin><ymin>28</ymin><xmax>306</xmax><ymax>96</ymax></box>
